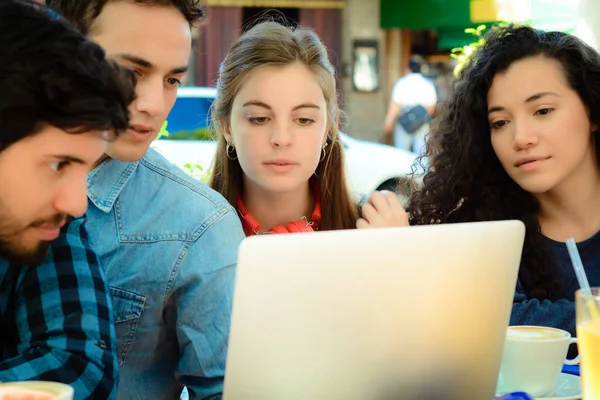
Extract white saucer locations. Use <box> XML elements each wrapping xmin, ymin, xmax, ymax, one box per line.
<box><xmin>496</xmin><ymin>373</ymin><xmax>581</xmax><ymax>400</ymax></box>
<box><xmin>534</xmin><ymin>373</ymin><xmax>581</xmax><ymax>400</ymax></box>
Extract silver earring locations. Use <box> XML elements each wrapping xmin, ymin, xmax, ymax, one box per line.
<box><xmin>320</xmin><ymin>142</ymin><xmax>328</xmax><ymax>162</ymax></box>
<box><xmin>226</xmin><ymin>142</ymin><xmax>237</xmax><ymax>160</ymax></box>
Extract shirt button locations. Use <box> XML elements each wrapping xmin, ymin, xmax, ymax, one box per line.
<box><xmin>96</xmin><ymin>340</ymin><xmax>108</xmax><ymax>350</ymax></box>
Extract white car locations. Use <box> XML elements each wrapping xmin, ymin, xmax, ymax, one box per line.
<box><xmin>153</xmin><ymin>87</ymin><xmax>418</xmax><ymax>197</ymax></box>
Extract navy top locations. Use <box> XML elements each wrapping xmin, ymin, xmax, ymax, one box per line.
<box><xmin>511</xmin><ymin>230</ymin><xmax>600</xmax><ymax>336</ymax></box>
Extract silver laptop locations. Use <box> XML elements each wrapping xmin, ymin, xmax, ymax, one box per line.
<box><xmin>223</xmin><ymin>220</ymin><xmax>525</xmax><ymax>400</ymax></box>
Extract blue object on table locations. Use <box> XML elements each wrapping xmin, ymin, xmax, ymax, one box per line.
<box><xmin>562</xmin><ymin>364</ymin><xmax>580</xmax><ymax>376</ymax></box>
<box><xmin>494</xmin><ymin>392</ymin><xmax>535</xmax><ymax>400</ymax></box>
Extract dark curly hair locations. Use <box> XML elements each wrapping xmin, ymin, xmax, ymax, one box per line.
<box><xmin>45</xmin><ymin>0</ymin><xmax>205</xmax><ymax>35</ymax></box>
<box><xmin>408</xmin><ymin>24</ymin><xmax>600</xmax><ymax>301</ymax></box>
<box><xmin>0</xmin><ymin>0</ymin><xmax>135</xmax><ymax>151</ymax></box>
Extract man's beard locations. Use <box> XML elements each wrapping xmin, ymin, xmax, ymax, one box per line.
<box><xmin>0</xmin><ymin>239</ymin><xmax>51</xmax><ymax>266</ymax></box>
<box><xmin>0</xmin><ymin>213</ymin><xmax>68</xmax><ymax>266</ymax></box>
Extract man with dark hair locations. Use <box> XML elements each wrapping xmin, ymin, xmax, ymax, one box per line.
<box><xmin>48</xmin><ymin>0</ymin><xmax>205</xmax><ymax>36</ymax></box>
<box><xmin>46</xmin><ymin>1</ymin><xmax>245</xmax><ymax>399</ymax></box>
<box><xmin>0</xmin><ymin>0</ymin><xmax>135</xmax><ymax>399</ymax></box>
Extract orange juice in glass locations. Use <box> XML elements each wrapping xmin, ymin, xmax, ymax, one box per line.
<box><xmin>576</xmin><ymin>288</ymin><xmax>600</xmax><ymax>400</ymax></box>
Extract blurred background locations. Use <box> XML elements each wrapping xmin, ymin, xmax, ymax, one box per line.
<box><xmin>33</xmin><ymin>0</ymin><xmax>600</xmax><ymax>196</ymax></box>
<box><xmin>181</xmin><ymin>0</ymin><xmax>599</xmax><ymax>144</ymax></box>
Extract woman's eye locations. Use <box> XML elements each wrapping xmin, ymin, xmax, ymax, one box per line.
<box><xmin>535</xmin><ymin>108</ymin><xmax>554</xmax><ymax>116</ymax></box>
<box><xmin>248</xmin><ymin>117</ymin><xmax>268</xmax><ymax>125</ymax></box>
<box><xmin>297</xmin><ymin>118</ymin><xmax>315</xmax><ymax>126</ymax></box>
<box><xmin>491</xmin><ymin>120</ymin><xmax>508</xmax><ymax>129</ymax></box>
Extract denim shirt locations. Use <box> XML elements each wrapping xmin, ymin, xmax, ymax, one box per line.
<box><xmin>82</xmin><ymin>147</ymin><xmax>245</xmax><ymax>400</ymax></box>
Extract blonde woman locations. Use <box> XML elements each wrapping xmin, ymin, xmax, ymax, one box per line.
<box><xmin>209</xmin><ymin>21</ymin><xmax>407</xmax><ymax>235</ymax></box>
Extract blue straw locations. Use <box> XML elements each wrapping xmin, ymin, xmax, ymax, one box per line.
<box><xmin>566</xmin><ymin>238</ymin><xmax>592</xmax><ymax>295</ymax></box>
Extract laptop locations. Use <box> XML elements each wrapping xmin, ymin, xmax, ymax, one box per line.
<box><xmin>223</xmin><ymin>220</ymin><xmax>525</xmax><ymax>400</ymax></box>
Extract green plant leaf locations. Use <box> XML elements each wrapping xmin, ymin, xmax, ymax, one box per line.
<box><xmin>156</xmin><ymin>120</ymin><xmax>169</xmax><ymax>140</ymax></box>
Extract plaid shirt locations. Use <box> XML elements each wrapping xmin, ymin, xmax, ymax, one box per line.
<box><xmin>0</xmin><ymin>219</ymin><xmax>118</xmax><ymax>399</ymax></box>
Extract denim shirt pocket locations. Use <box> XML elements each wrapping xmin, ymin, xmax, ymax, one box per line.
<box><xmin>109</xmin><ymin>286</ymin><xmax>146</xmax><ymax>369</ymax></box>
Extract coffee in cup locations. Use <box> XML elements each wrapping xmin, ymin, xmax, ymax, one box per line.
<box><xmin>496</xmin><ymin>326</ymin><xmax>579</xmax><ymax>397</ymax></box>
<box><xmin>0</xmin><ymin>381</ymin><xmax>73</xmax><ymax>400</ymax></box>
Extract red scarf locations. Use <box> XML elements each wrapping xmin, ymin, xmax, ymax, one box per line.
<box><xmin>236</xmin><ymin>180</ymin><xmax>321</xmax><ymax>236</ymax></box>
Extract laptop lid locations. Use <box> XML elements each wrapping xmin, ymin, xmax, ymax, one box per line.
<box><xmin>224</xmin><ymin>220</ymin><xmax>525</xmax><ymax>400</ymax></box>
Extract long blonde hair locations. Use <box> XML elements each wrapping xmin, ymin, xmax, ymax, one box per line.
<box><xmin>208</xmin><ymin>21</ymin><xmax>358</xmax><ymax>231</ymax></box>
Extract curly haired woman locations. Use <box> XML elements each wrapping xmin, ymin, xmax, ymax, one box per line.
<box><xmin>409</xmin><ymin>25</ymin><xmax>600</xmax><ymax>335</ymax></box>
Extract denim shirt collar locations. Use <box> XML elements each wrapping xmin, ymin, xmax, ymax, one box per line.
<box><xmin>87</xmin><ymin>158</ymin><xmax>139</xmax><ymax>213</ymax></box>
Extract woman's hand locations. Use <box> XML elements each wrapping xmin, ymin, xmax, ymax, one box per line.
<box><xmin>357</xmin><ymin>190</ymin><xmax>409</xmax><ymax>229</ymax></box>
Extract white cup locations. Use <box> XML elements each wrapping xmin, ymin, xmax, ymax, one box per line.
<box><xmin>496</xmin><ymin>326</ymin><xmax>579</xmax><ymax>397</ymax></box>
<box><xmin>0</xmin><ymin>381</ymin><xmax>73</xmax><ymax>400</ymax></box>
